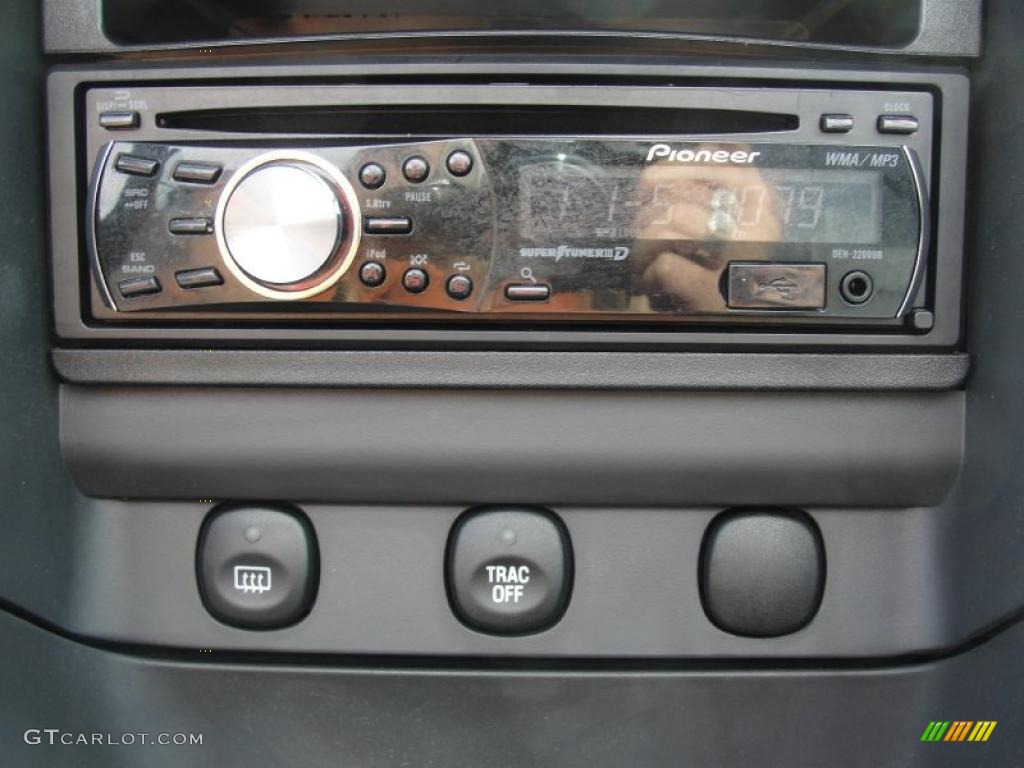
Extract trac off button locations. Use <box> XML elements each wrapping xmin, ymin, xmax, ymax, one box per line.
<box><xmin>446</xmin><ymin>507</ymin><xmax>573</xmax><ymax>636</ymax></box>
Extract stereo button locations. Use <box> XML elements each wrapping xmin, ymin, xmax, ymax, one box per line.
<box><xmin>446</xmin><ymin>150</ymin><xmax>474</xmax><ymax>177</ymax></box>
<box><xmin>364</xmin><ymin>217</ymin><xmax>413</xmax><ymax>235</ymax></box>
<box><xmin>446</xmin><ymin>274</ymin><xmax>473</xmax><ymax>300</ymax></box>
<box><xmin>115</xmin><ymin>154</ymin><xmax>159</xmax><ymax>177</ymax></box>
<box><xmin>505</xmin><ymin>284</ymin><xmax>551</xmax><ymax>302</ymax></box>
<box><xmin>402</xmin><ymin>267</ymin><xmax>429</xmax><ymax>293</ymax></box>
<box><xmin>403</xmin><ymin>156</ymin><xmax>430</xmax><ymax>183</ymax></box>
<box><xmin>173</xmin><ymin>162</ymin><xmax>223</xmax><ymax>184</ymax></box>
<box><xmin>175</xmin><ymin>268</ymin><xmax>224</xmax><ymax>289</ymax></box>
<box><xmin>359</xmin><ymin>163</ymin><xmax>386</xmax><ymax>190</ymax></box>
<box><xmin>447</xmin><ymin>507</ymin><xmax>573</xmax><ymax>636</ymax></box>
<box><xmin>169</xmin><ymin>217</ymin><xmax>213</xmax><ymax>235</ymax></box>
<box><xmin>99</xmin><ymin>111</ymin><xmax>140</xmax><ymax>130</ymax></box>
<box><xmin>820</xmin><ymin>114</ymin><xmax>854</xmax><ymax>133</ymax></box>
<box><xmin>359</xmin><ymin>261</ymin><xmax>386</xmax><ymax>287</ymax></box>
<box><xmin>118</xmin><ymin>276</ymin><xmax>161</xmax><ymax>298</ymax></box>
<box><xmin>877</xmin><ymin>115</ymin><xmax>919</xmax><ymax>134</ymax></box>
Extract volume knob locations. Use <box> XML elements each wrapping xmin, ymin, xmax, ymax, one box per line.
<box><xmin>215</xmin><ymin>152</ymin><xmax>361</xmax><ymax>299</ymax></box>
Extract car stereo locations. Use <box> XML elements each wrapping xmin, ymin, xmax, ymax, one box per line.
<box><xmin>49</xmin><ymin>68</ymin><xmax>969</xmax><ymax>345</ymax></box>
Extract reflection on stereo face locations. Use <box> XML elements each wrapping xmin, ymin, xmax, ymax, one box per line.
<box><xmin>521</xmin><ymin>154</ymin><xmax>881</xmax><ymax>246</ymax></box>
<box><xmin>90</xmin><ymin>137</ymin><xmax>925</xmax><ymax>325</ymax></box>
<box><xmin>79</xmin><ymin>72</ymin><xmax>938</xmax><ymax>334</ymax></box>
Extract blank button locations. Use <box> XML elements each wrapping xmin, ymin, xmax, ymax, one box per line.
<box><xmin>700</xmin><ymin>509</ymin><xmax>825</xmax><ymax>637</ymax></box>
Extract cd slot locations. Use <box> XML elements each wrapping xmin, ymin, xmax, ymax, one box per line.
<box><xmin>155</xmin><ymin>106</ymin><xmax>799</xmax><ymax>137</ymax></box>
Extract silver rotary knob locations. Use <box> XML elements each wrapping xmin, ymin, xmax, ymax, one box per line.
<box><xmin>215</xmin><ymin>151</ymin><xmax>361</xmax><ymax>299</ymax></box>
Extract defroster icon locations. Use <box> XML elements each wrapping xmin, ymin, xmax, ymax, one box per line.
<box><xmin>233</xmin><ymin>565</ymin><xmax>272</xmax><ymax>595</ymax></box>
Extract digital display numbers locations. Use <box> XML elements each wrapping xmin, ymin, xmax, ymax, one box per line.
<box><xmin>519</xmin><ymin>163</ymin><xmax>883</xmax><ymax>245</ymax></box>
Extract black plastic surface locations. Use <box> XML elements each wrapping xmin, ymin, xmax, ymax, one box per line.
<box><xmin>0</xmin><ymin>499</ymin><xmax>978</xmax><ymax>658</ymax></box>
<box><xmin>700</xmin><ymin>509</ymin><xmax>825</xmax><ymax>637</ymax></box>
<box><xmin>1</xmin><ymin>605</ymin><xmax>1023</xmax><ymax>767</ymax></box>
<box><xmin>43</xmin><ymin>0</ymin><xmax>983</xmax><ymax>56</ymax></box>
<box><xmin>0</xmin><ymin>0</ymin><xmax>80</xmax><ymax>630</ymax></box>
<box><xmin>59</xmin><ymin>386</ymin><xmax>965</xmax><ymax>507</ymax></box>
<box><xmin>51</xmin><ymin>349</ymin><xmax>971</xmax><ymax>390</ymax></box>
<box><xmin>99</xmin><ymin>0</ymin><xmax>923</xmax><ymax>48</ymax></box>
<box><xmin>935</xmin><ymin>0</ymin><xmax>1024</xmax><ymax>657</ymax></box>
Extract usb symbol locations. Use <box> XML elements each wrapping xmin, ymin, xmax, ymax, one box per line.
<box><xmin>233</xmin><ymin>565</ymin><xmax>272</xmax><ymax>594</ymax></box>
<box><xmin>757</xmin><ymin>277</ymin><xmax>799</xmax><ymax>298</ymax></box>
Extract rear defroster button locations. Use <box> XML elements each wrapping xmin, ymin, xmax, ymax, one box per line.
<box><xmin>197</xmin><ymin>504</ymin><xmax>319</xmax><ymax>630</ymax></box>
<box><xmin>446</xmin><ymin>507</ymin><xmax>573</xmax><ymax>635</ymax></box>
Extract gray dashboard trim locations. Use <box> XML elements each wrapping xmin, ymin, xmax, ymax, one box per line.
<box><xmin>52</xmin><ymin>349</ymin><xmax>971</xmax><ymax>391</ymax></box>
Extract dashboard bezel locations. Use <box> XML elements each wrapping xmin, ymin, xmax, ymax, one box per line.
<box><xmin>48</xmin><ymin>61</ymin><xmax>969</xmax><ymax>349</ymax></box>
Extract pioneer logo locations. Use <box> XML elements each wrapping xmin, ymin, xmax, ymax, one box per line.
<box><xmin>519</xmin><ymin>245</ymin><xmax>630</xmax><ymax>262</ymax></box>
<box><xmin>645</xmin><ymin>144</ymin><xmax>762</xmax><ymax>164</ymax></box>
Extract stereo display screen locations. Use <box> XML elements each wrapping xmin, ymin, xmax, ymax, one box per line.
<box><xmin>519</xmin><ymin>164</ymin><xmax>883</xmax><ymax>245</ymax></box>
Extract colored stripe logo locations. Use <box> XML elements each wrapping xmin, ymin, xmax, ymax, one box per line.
<box><xmin>921</xmin><ymin>721</ymin><xmax>997</xmax><ymax>742</ymax></box>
